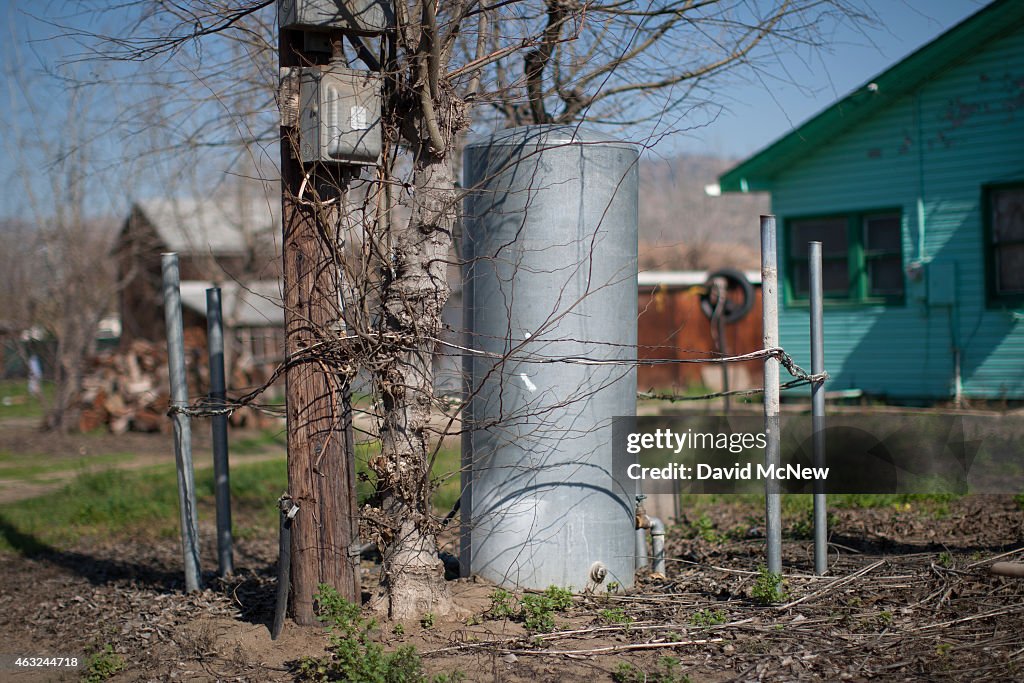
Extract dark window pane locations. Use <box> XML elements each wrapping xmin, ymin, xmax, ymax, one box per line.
<box><xmin>791</xmin><ymin>218</ymin><xmax>847</xmax><ymax>257</ymax></box>
<box><xmin>868</xmin><ymin>256</ymin><xmax>904</xmax><ymax>296</ymax></box>
<box><xmin>865</xmin><ymin>214</ymin><xmax>902</xmax><ymax>252</ymax></box>
<box><xmin>791</xmin><ymin>262</ymin><xmax>808</xmax><ymax>296</ymax></box>
<box><xmin>996</xmin><ymin>244</ymin><xmax>1024</xmax><ymax>293</ymax></box>
<box><xmin>993</xmin><ymin>188</ymin><xmax>1024</xmax><ymax>243</ymax></box>
<box><xmin>791</xmin><ymin>260</ymin><xmax>849</xmax><ymax>298</ymax></box>
<box><xmin>823</xmin><ymin>260</ymin><xmax>849</xmax><ymax>294</ymax></box>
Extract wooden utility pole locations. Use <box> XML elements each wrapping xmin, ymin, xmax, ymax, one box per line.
<box><xmin>279</xmin><ymin>28</ymin><xmax>360</xmax><ymax>625</ymax></box>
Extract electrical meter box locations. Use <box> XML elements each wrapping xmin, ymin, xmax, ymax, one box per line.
<box><xmin>299</xmin><ymin>66</ymin><xmax>382</xmax><ymax>166</ymax></box>
<box><xmin>279</xmin><ymin>0</ymin><xmax>392</xmax><ymax>35</ymax></box>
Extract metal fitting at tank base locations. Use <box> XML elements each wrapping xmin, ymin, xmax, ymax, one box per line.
<box><xmin>649</xmin><ymin>516</ymin><xmax>666</xmax><ymax>576</ymax></box>
<box><xmin>635</xmin><ymin>495</ymin><xmax>666</xmax><ymax>576</ymax></box>
<box><xmin>585</xmin><ymin>561</ymin><xmax>609</xmax><ymax>593</ymax></box>
<box><xmin>635</xmin><ymin>494</ymin><xmax>652</xmax><ymax>530</ymax></box>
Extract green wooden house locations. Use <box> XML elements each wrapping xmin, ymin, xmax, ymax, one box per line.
<box><xmin>719</xmin><ymin>0</ymin><xmax>1024</xmax><ymax>402</ymax></box>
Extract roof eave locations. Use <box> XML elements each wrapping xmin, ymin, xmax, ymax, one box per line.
<box><xmin>718</xmin><ymin>0</ymin><xmax>1024</xmax><ymax>194</ymax></box>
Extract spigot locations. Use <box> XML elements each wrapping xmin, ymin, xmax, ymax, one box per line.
<box><xmin>635</xmin><ymin>494</ymin><xmax>651</xmax><ymax>530</ymax></box>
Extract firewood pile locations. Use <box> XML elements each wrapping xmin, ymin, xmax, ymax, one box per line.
<box><xmin>77</xmin><ymin>339</ymin><xmax>172</xmax><ymax>434</ymax></box>
<box><xmin>75</xmin><ymin>334</ymin><xmax>277</xmax><ymax>433</ymax></box>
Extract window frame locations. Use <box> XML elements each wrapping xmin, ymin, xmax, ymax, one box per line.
<box><xmin>983</xmin><ymin>182</ymin><xmax>1024</xmax><ymax>309</ymax></box>
<box><xmin>784</xmin><ymin>209</ymin><xmax>905</xmax><ymax>307</ymax></box>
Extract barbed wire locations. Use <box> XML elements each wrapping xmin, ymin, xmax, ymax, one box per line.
<box><xmin>166</xmin><ymin>339</ymin><xmax>827</xmax><ymax>419</ymax></box>
<box><xmin>637</xmin><ymin>375</ymin><xmax>828</xmax><ymax>404</ymax></box>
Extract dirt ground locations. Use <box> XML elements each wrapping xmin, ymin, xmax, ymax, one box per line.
<box><xmin>2</xmin><ymin>422</ymin><xmax>1024</xmax><ymax>681</ymax></box>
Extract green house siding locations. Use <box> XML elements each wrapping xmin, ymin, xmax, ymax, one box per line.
<box><xmin>769</xmin><ymin>26</ymin><xmax>1024</xmax><ymax>399</ymax></box>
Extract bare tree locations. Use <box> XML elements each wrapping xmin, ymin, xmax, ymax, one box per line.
<box><xmin>2</xmin><ymin>57</ymin><xmax>126</xmax><ymax>431</ymax></box>
<box><xmin>41</xmin><ymin>0</ymin><xmax>874</xmax><ymax>618</ymax></box>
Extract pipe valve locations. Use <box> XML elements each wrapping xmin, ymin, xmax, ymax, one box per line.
<box><xmin>635</xmin><ymin>494</ymin><xmax>652</xmax><ymax>530</ymax></box>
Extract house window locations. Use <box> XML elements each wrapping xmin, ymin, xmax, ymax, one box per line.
<box><xmin>787</xmin><ymin>211</ymin><xmax>904</xmax><ymax>304</ymax></box>
<box><xmin>987</xmin><ymin>184</ymin><xmax>1024</xmax><ymax>305</ymax></box>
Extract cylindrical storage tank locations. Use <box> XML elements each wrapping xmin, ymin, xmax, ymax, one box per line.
<box><xmin>460</xmin><ymin>125</ymin><xmax>638</xmax><ymax>590</ymax></box>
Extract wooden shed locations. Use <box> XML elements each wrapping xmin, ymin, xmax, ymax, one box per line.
<box><xmin>637</xmin><ymin>270</ymin><xmax>763</xmax><ymax>393</ymax></box>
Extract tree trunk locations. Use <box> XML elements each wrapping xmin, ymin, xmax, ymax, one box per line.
<box><xmin>46</xmin><ymin>313</ymin><xmax>96</xmax><ymax>433</ymax></box>
<box><xmin>371</xmin><ymin>155</ymin><xmax>456</xmax><ymax>619</ymax></box>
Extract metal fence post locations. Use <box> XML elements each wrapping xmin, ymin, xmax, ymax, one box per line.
<box><xmin>207</xmin><ymin>287</ymin><xmax>233</xmax><ymax>577</ymax></box>
<box><xmin>760</xmin><ymin>216</ymin><xmax>782</xmax><ymax>576</ymax></box>
<box><xmin>809</xmin><ymin>242</ymin><xmax>828</xmax><ymax>575</ymax></box>
<box><xmin>162</xmin><ymin>253</ymin><xmax>201</xmax><ymax>592</ymax></box>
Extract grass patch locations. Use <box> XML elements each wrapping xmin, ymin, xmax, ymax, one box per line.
<box><xmin>0</xmin><ymin>379</ymin><xmax>52</xmax><ymax>420</ymax></box>
<box><xmin>0</xmin><ymin>451</ymin><xmax>134</xmax><ymax>479</ymax></box>
<box><xmin>0</xmin><ymin>438</ymin><xmax>463</xmax><ymax>554</ymax></box>
<box><xmin>231</xmin><ymin>429</ymin><xmax>287</xmax><ymax>455</ymax></box>
<box><xmin>0</xmin><ymin>376</ymin><xmax>55</xmax><ymax>419</ymax></box>
<box><xmin>677</xmin><ymin>493</ymin><xmax>963</xmax><ymax>519</ymax></box>
<box><xmin>0</xmin><ymin>458</ymin><xmax>290</xmax><ymax>554</ymax></box>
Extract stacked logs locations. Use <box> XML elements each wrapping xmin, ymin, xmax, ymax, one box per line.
<box><xmin>76</xmin><ymin>328</ymin><xmax>282</xmax><ymax>433</ymax></box>
<box><xmin>77</xmin><ymin>339</ymin><xmax>172</xmax><ymax>434</ymax></box>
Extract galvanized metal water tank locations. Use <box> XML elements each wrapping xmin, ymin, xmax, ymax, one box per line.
<box><xmin>460</xmin><ymin>125</ymin><xmax>638</xmax><ymax>590</ymax></box>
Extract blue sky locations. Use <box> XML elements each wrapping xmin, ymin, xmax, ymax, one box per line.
<box><xmin>0</xmin><ymin>0</ymin><xmax>995</xmax><ymax>219</ymax></box>
<box><xmin>669</xmin><ymin>0</ymin><xmax>991</xmax><ymax>158</ymax></box>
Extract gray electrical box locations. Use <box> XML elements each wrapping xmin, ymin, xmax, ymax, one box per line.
<box><xmin>299</xmin><ymin>66</ymin><xmax>382</xmax><ymax>166</ymax></box>
<box><xmin>279</xmin><ymin>0</ymin><xmax>392</xmax><ymax>35</ymax></box>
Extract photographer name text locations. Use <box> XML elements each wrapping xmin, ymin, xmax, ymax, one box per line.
<box><xmin>626</xmin><ymin>462</ymin><xmax>829</xmax><ymax>481</ymax></box>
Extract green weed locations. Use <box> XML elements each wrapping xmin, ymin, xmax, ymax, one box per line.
<box><xmin>689</xmin><ymin>608</ymin><xmax>727</xmax><ymax>628</ymax></box>
<box><xmin>751</xmin><ymin>566</ymin><xmax>787</xmax><ymax>605</ymax></box>
<box><xmin>612</xmin><ymin>657</ymin><xmax>690</xmax><ymax>683</ymax></box>
<box><xmin>487</xmin><ymin>588</ymin><xmax>516</xmax><ymax>620</ymax></box>
<box><xmin>520</xmin><ymin>594</ymin><xmax>557</xmax><ymax>633</ymax></box>
<box><xmin>486</xmin><ymin>585</ymin><xmax>573</xmax><ymax>633</ymax></box>
<box><xmin>690</xmin><ymin>514</ymin><xmax>720</xmax><ymax>542</ymax></box>
<box><xmin>597</xmin><ymin>608</ymin><xmax>632</xmax><ymax>625</ymax></box>
<box><xmin>516</xmin><ymin>586</ymin><xmax>575</xmax><ymax>634</ymax></box>
<box><xmin>431</xmin><ymin>673</ymin><xmax>466</xmax><ymax>683</ymax></box>
<box><xmin>542</xmin><ymin>585</ymin><xmax>574</xmax><ymax>611</ymax></box>
<box><xmin>297</xmin><ymin>584</ymin><xmax>431</xmax><ymax>682</ymax></box>
<box><xmin>83</xmin><ymin>645</ymin><xmax>125</xmax><ymax>682</ymax></box>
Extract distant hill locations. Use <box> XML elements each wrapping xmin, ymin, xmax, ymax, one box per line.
<box><xmin>638</xmin><ymin>154</ymin><xmax>769</xmax><ymax>271</ymax></box>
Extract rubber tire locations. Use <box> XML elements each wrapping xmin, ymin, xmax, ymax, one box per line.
<box><xmin>700</xmin><ymin>268</ymin><xmax>754</xmax><ymax>324</ymax></box>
